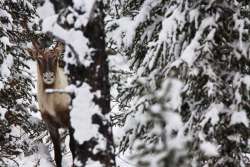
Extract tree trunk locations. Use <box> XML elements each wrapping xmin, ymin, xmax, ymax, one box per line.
<box><xmin>48</xmin><ymin>1</ymin><xmax>116</xmax><ymax>166</ymax></box>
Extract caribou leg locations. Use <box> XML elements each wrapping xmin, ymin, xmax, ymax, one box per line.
<box><xmin>47</xmin><ymin>124</ymin><xmax>62</xmax><ymax>167</ymax></box>
<box><xmin>42</xmin><ymin>112</ymin><xmax>62</xmax><ymax>167</ymax></box>
<box><xmin>69</xmin><ymin>126</ymin><xmax>76</xmax><ymax>166</ymax></box>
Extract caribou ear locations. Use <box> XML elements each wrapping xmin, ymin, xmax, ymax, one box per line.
<box><xmin>54</xmin><ymin>42</ymin><xmax>64</xmax><ymax>56</ymax></box>
<box><xmin>26</xmin><ymin>39</ymin><xmax>41</xmax><ymax>59</ymax></box>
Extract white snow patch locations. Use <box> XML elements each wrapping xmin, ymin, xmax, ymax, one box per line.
<box><xmin>108</xmin><ymin>54</ymin><xmax>130</xmax><ymax>71</ymax></box>
<box><xmin>180</xmin><ymin>39</ymin><xmax>199</xmax><ymax>66</ymax></box>
<box><xmin>73</xmin><ymin>0</ymin><xmax>96</xmax><ymax>26</ymax></box>
<box><xmin>0</xmin><ymin>8</ymin><xmax>13</xmax><ymax>23</ymax></box>
<box><xmin>189</xmin><ymin>8</ymin><xmax>200</xmax><ymax>29</ymax></box>
<box><xmin>200</xmin><ymin>103</ymin><xmax>224</xmax><ymax>127</ymax></box>
<box><xmin>1</xmin><ymin>54</ymin><xmax>13</xmax><ymax>78</ymax></box>
<box><xmin>180</xmin><ymin>17</ymin><xmax>215</xmax><ymax>66</ymax></box>
<box><xmin>42</xmin><ymin>15</ymin><xmax>91</xmax><ymax>67</ymax></box>
<box><xmin>159</xmin><ymin>9</ymin><xmax>185</xmax><ymax>44</ymax></box>
<box><xmin>107</xmin><ymin>0</ymin><xmax>160</xmax><ymax>48</ymax></box>
<box><xmin>116</xmin><ymin>151</ymin><xmax>136</xmax><ymax>167</ymax></box>
<box><xmin>70</xmin><ymin>83</ymin><xmax>100</xmax><ymax>144</ymax></box>
<box><xmin>157</xmin><ymin>78</ymin><xmax>183</xmax><ymax>110</ymax></box>
<box><xmin>85</xmin><ymin>159</ymin><xmax>103</xmax><ymax>167</ymax></box>
<box><xmin>17</xmin><ymin>144</ymin><xmax>54</xmax><ymax>167</ymax></box>
<box><xmin>0</xmin><ymin>106</ymin><xmax>7</xmax><ymax>119</ymax></box>
<box><xmin>165</xmin><ymin>111</ymin><xmax>183</xmax><ymax>132</ymax></box>
<box><xmin>0</xmin><ymin>36</ymin><xmax>12</xmax><ymax>49</ymax></box>
<box><xmin>164</xmin><ymin>111</ymin><xmax>188</xmax><ymax>151</ymax></box>
<box><xmin>200</xmin><ymin>141</ymin><xmax>219</xmax><ymax>157</ymax></box>
<box><xmin>230</xmin><ymin>111</ymin><xmax>249</xmax><ymax>127</ymax></box>
<box><xmin>151</xmin><ymin>104</ymin><xmax>161</xmax><ymax>113</ymax></box>
<box><xmin>241</xmin><ymin>75</ymin><xmax>250</xmax><ymax>90</ymax></box>
<box><xmin>73</xmin><ymin>0</ymin><xmax>95</xmax><ymax>11</ymax></box>
<box><xmin>37</xmin><ymin>0</ymin><xmax>55</xmax><ymax>19</ymax></box>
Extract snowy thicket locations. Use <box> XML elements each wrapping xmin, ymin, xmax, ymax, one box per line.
<box><xmin>1</xmin><ymin>0</ymin><xmax>250</xmax><ymax>167</ymax></box>
<box><xmin>0</xmin><ymin>0</ymin><xmax>48</xmax><ymax>166</ymax></box>
<box><xmin>107</xmin><ymin>0</ymin><xmax>250</xmax><ymax>166</ymax></box>
<box><xmin>40</xmin><ymin>0</ymin><xmax>116</xmax><ymax>166</ymax></box>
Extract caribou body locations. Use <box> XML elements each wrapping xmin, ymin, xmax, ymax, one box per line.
<box><xmin>27</xmin><ymin>42</ymin><xmax>72</xmax><ymax>167</ymax></box>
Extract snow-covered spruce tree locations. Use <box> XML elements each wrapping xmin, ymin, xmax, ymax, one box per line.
<box><xmin>41</xmin><ymin>0</ymin><xmax>116</xmax><ymax>166</ymax></box>
<box><xmin>0</xmin><ymin>0</ymin><xmax>47</xmax><ymax>166</ymax></box>
<box><xmin>107</xmin><ymin>0</ymin><xmax>250</xmax><ymax>166</ymax></box>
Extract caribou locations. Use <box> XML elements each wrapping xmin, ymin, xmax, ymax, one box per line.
<box><xmin>27</xmin><ymin>41</ymin><xmax>72</xmax><ymax>167</ymax></box>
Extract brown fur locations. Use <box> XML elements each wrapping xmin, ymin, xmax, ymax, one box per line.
<box><xmin>36</xmin><ymin>60</ymin><xmax>70</xmax><ymax>127</ymax></box>
<box><xmin>27</xmin><ymin>42</ymin><xmax>71</xmax><ymax>167</ymax></box>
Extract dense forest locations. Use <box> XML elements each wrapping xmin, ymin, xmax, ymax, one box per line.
<box><xmin>0</xmin><ymin>0</ymin><xmax>250</xmax><ymax>167</ymax></box>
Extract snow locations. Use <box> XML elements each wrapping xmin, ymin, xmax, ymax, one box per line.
<box><xmin>200</xmin><ymin>141</ymin><xmax>219</xmax><ymax>157</ymax></box>
<box><xmin>116</xmin><ymin>154</ymin><xmax>136</xmax><ymax>167</ymax></box>
<box><xmin>66</xmin><ymin>13</ymin><xmax>75</xmax><ymax>25</ymax></box>
<box><xmin>241</xmin><ymin>75</ymin><xmax>250</xmax><ymax>90</ymax></box>
<box><xmin>2</xmin><ymin>0</ymin><xmax>250</xmax><ymax>167</ymax></box>
<box><xmin>165</xmin><ymin>112</ymin><xmax>183</xmax><ymax>132</ymax></box>
<box><xmin>233</xmin><ymin>14</ymin><xmax>246</xmax><ymax>53</ymax></box>
<box><xmin>0</xmin><ymin>106</ymin><xmax>7</xmax><ymax>119</ymax></box>
<box><xmin>157</xmin><ymin>78</ymin><xmax>183</xmax><ymax>110</ymax></box>
<box><xmin>73</xmin><ymin>0</ymin><xmax>96</xmax><ymax>26</ymax></box>
<box><xmin>23</xmin><ymin>0</ymin><xmax>34</xmax><ymax>11</ymax></box>
<box><xmin>16</xmin><ymin>144</ymin><xmax>54</xmax><ymax>167</ymax></box>
<box><xmin>70</xmin><ymin>83</ymin><xmax>100</xmax><ymax>144</ymax></box>
<box><xmin>108</xmin><ymin>54</ymin><xmax>130</xmax><ymax>71</ymax></box>
<box><xmin>0</xmin><ymin>54</ymin><xmax>13</xmax><ymax>79</ymax></box>
<box><xmin>125</xmin><ymin>0</ymin><xmax>160</xmax><ymax>46</ymax></box>
<box><xmin>5</xmin><ymin>123</ymin><xmax>56</xmax><ymax>167</ymax></box>
<box><xmin>107</xmin><ymin>0</ymin><xmax>160</xmax><ymax>48</ymax></box>
<box><xmin>36</xmin><ymin>0</ymin><xmax>55</xmax><ymax>19</ymax></box>
<box><xmin>73</xmin><ymin>0</ymin><xmax>95</xmax><ymax>12</ymax></box>
<box><xmin>0</xmin><ymin>8</ymin><xmax>13</xmax><ymax>23</ymax></box>
<box><xmin>165</xmin><ymin>112</ymin><xmax>188</xmax><ymax>151</ymax></box>
<box><xmin>0</xmin><ymin>36</ymin><xmax>13</xmax><ymax>49</ymax></box>
<box><xmin>189</xmin><ymin>9</ymin><xmax>200</xmax><ymax>29</ymax></box>
<box><xmin>42</xmin><ymin>15</ymin><xmax>91</xmax><ymax>67</ymax></box>
<box><xmin>158</xmin><ymin>8</ymin><xmax>184</xmax><ymax>44</ymax></box>
<box><xmin>200</xmin><ymin>103</ymin><xmax>224</xmax><ymax>127</ymax></box>
<box><xmin>180</xmin><ymin>17</ymin><xmax>216</xmax><ymax>66</ymax></box>
<box><xmin>45</xmin><ymin>88</ymin><xmax>72</xmax><ymax>94</ymax></box>
<box><xmin>85</xmin><ymin>159</ymin><xmax>103</xmax><ymax>167</ymax></box>
<box><xmin>233</xmin><ymin>74</ymin><xmax>250</xmax><ymax>104</ymax></box>
<box><xmin>151</xmin><ymin>104</ymin><xmax>161</xmax><ymax>113</ymax></box>
<box><xmin>107</xmin><ymin>16</ymin><xmax>132</xmax><ymax>48</ymax></box>
<box><xmin>230</xmin><ymin>111</ymin><xmax>249</xmax><ymax>127</ymax></box>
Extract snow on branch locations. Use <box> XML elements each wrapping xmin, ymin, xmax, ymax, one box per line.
<box><xmin>42</xmin><ymin>15</ymin><xmax>91</xmax><ymax>67</ymax></box>
<box><xmin>107</xmin><ymin>0</ymin><xmax>161</xmax><ymax>48</ymax></box>
<box><xmin>70</xmin><ymin>83</ymin><xmax>101</xmax><ymax>144</ymax></box>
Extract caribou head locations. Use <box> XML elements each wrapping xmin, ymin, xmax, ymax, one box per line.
<box><xmin>27</xmin><ymin>41</ymin><xmax>64</xmax><ymax>85</ymax></box>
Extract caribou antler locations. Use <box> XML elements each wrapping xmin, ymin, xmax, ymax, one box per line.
<box><xmin>53</xmin><ymin>41</ymin><xmax>64</xmax><ymax>55</ymax></box>
<box><xmin>31</xmin><ymin>39</ymin><xmax>46</xmax><ymax>55</ymax></box>
<box><xmin>31</xmin><ymin>39</ymin><xmax>40</xmax><ymax>50</ymax></box>
<box><xmin>31</xmin><ymin>39</ymin><xmax>41</xmax><ymax>52</ymax></box>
